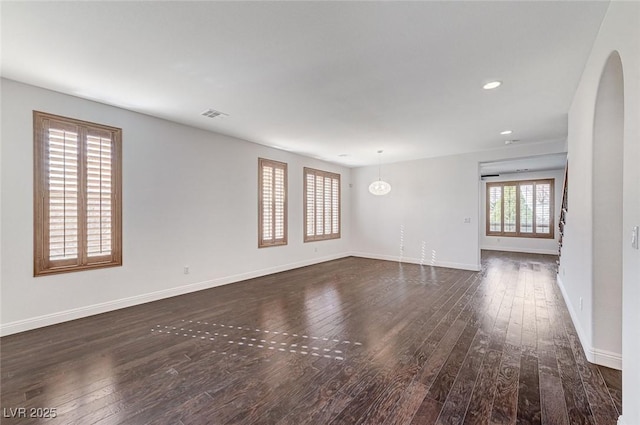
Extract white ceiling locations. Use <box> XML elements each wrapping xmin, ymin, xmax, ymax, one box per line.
<box><xmin>1</xmin><ymin>1</ymin><xmax>609</xmax><ymax>167</ymax></box>
<box><xmin>480</xmin><ymin>152</ymin><xmax>567</xmax><ymax>176</ymax></box>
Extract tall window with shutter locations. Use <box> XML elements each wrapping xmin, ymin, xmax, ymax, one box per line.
<box><xmin>304</xmin><ymin>167</ymin><xmax>340</xmax><ymax>242</ymax></box>
<box><xmin>258</xmin><ymin>158</ymin><xmax>287</xmax><ymax>248</ymax></box>
<box><xmin>486</xmin><ymin>179</ymin><xmax>554</xmax><ymax>238</ymax></box>
<box><xmin>34</xmin><ymin>111</ymin><xmax>122</xmax><ymax>276</ymax></box>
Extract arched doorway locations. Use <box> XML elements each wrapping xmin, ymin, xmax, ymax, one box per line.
<box><xmin>592</xmin><ymin>51</ymin><xmax>624</xmax><ymax>369</ymax></box>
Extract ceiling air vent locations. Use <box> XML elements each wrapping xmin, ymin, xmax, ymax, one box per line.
<box><xmin>201</xmin><ymin>108</ymin><xmax>228</xmax><ymax>119</ymax></box>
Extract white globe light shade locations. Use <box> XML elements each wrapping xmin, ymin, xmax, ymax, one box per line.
<box><xmin>369</xmin><ymin>180</ymin><xmax>391</xmax><ymax>196</ymax></box>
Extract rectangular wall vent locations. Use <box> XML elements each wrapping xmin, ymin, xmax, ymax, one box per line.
<box><xmin>201</xmin><ymin>108</ymin><xmax>228</xmax><ymax>119</ymax></box>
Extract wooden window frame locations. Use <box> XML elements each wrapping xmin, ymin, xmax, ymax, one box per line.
<box><xmin>303</xmin><ymin>167</ymin><xmax>341</xmax><ymax>242</ymax></box>
<box><xmin>34</xmin><ymin>111</ymin><xmax>122</xmax><ymax>276</ymax></box>
<box><xmin>486</xmin><ymin>178</ymin><xmax>554</xmax><ymax>239</ymax></box>
<box><xmin>258</xmin><ymin>158</ymin><xmax>288</xmax><ymax>248</ymax></box>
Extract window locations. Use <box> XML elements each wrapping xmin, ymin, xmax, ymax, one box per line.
<box><xmin>34</xmin><ymin>111</ymin><xmax>122</xmax><ymax>276</ymax></box>
<box><xmin>487</xmin><ymin>179</ymin><xmax>554</xmax><ymax>238</ymax></box>
<box><xmin>304</xmin><ymin>167</ymin><xmax>340</xmax><ymax>242</ymax></box>
<box><xmin>258</xmin><ymin>158</ymin><xmax>287</xmax><ymax>247</ymax></box>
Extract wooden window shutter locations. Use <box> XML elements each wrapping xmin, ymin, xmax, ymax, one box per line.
<box><xmin>258</xmin><ymin>158</ymin><xmax>287</xmax><ymax>247</ymax></box>
<box><xmin>34</xmin><ymin>111</ymin><xmax>122</xmax><ymax>276</ymax></box>
<box><xmin>304</xmin><ymin>167</ymin><xmax>341</xmax><ymax>242</ymax></box>
<box><xmin>485</xmin><ymin>178</ymin><xmax>554</xmax><ymax>239</ymax></box>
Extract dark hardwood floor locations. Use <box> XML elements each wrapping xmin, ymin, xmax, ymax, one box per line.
<box><xmin>0</xmin><ymin>251</ymin><xmax>621</xmax><ymax>424</ymax></box>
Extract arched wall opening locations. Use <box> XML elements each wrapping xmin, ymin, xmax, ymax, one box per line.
<box><xmin>592</xmin><ymin>51</ymin><xmax>624</xmax><ymax>368</ymax></box>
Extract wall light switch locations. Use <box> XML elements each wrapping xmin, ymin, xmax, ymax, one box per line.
<box><xmin>632</xmin><ymin>226</ymin><xmax>639</xmax><ymax>250</ymax></box>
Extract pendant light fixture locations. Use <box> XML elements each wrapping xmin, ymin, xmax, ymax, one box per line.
<box><xmin>369</xmin><ymin>150</ymin><xmax>391</xmax><ymax>196</ymax></box>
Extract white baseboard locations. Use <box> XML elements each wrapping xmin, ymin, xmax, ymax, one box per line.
<box><xmin>617</xmin><ymin>416</ymin><xmax>626</xmax><ymax>425</ymax></box>
<box><xmin>0</xmin><ymin>253</ymin><xmax>351</xmax><ymax>337</ymax></box>
<box><xmin>350</xmin><ymin>252</ymin><xmax>481</xmax><ymax>272</ymax></box>
<box><xmin>555</xmin><ymin>275</ymin><xmax>622</xmax><ymax>370</ymax></box>
<box><xmin>481</xmin><ymin>246</ymin><xmax>559</xmax><ymax>255</ymax></box>
<box><xmin>591</xmin><ymin>347</ymin><xmax>622</xmax><ymax>370</ymax></box>
<box><xmin>556</xmin><ymin>275</ymin><xmax>594</xmax><ymax>361</ymax></box>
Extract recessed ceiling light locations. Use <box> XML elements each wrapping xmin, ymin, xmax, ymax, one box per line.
<box><xmin>504</xmin><ymin>139</ymin><xmax>520</xmax><ymax>145</ymax></box>
<box><xmin>483</xmin><ymin>81</ymin><xmax>502</xmax><ymax>90</ymax></box>
<box><xmin>500</xmin><ymin>130</ymin><xmax>513</xmax><ymax>135</ymax></box>
<box><xmin>338</xmin><ymin>153</ymin><xmax>349</xmax><ymax>157</ymax></box>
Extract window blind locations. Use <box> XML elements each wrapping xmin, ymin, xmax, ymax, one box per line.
<box><xmin>489</xmin><ymin>186</ymin><xmax>502</xmax><ymax>232</ymax></box>
<box><xmin>519</xmin><ymin>184</ymin><xmax>534</xmax><ymax>233</ymax></box>
<box><xmin>34</xmin><ymin>111</ymin><xmax>122</xmax><ymax>276</ymax></box>
<box><xmin>535</xmin><ymin>183</ymin><xmax>551</xmax><ymax>234</ymax></box>
<box><xmin>486</xmin><ymin>179</ymin><xmax>554</xmax><ymax>239</ymax></box>
<box><xmin>304</xmin><ymin>167</ymin><xmax>340</xmax><ymax>242</ymax></box>
<box><xmin>504</xmin><ymin>185</ymin><xmax>517</xmax><ymax>233</ymax></box>
<box><xmin>258</xmin><ymin>158</ymin><xmax>287</xmax><ymax>247</ymax></box>
<box><xmin>47</xmin><ymin>124</ymin><xmax>80</xmax><ymax>261</ymax></box>
<box><xmin>86</xmin><ymin>131</ymin><xmax>113</xmax><ymax>257</ymax></box>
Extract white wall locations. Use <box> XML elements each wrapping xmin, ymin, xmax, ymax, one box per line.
<box><xmin>592</xmin><ymin>52</ymin><xmax>624</xmax><ymax>370</ymax></box>
<box><xmin>350</xmin><ymin>142</ymin><xmax>566</xmax><ymax>271</ymax></box>
<box><xmin>561</xmin><ymin>2</ymin><xmax>640</xmax><ymax>424</ymax></box>
<box><xmin>0</xmin><ymin>79</ymin><xmax>352</xmax><ymax>336</ymax></box>
<box><xmin>480</xmin><ymin>169</ymin><xmax>565</xmax><ymax>255</ymax></box>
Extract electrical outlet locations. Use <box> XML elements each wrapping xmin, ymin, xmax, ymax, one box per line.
<box><xmin>580</xmin><ymin>297</ymin><xmax>583</xmax><ymax>311</ymax></box>
<box><xmin>632</xmin><ymin>226</ymin><xmax>639</xmax><ymax>249</ymax></box>
<box><xmin>464</xmin><ymin>217</ymin><xmax>471</xmax><ymax>223</ymax></box>
<box><xmin>184</xmin><ymin>266</ymin><xmax>189</xmax><ymax>275</ymax></box>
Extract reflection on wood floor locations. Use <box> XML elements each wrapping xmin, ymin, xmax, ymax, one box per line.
<box><xmin>0</xmin><ymin>251</ymin><xmax>622</xmax><ymax>424</ymax></box>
